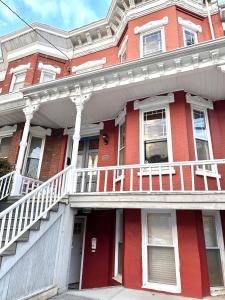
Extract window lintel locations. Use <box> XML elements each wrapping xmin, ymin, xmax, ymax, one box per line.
<box><xmin>134</xmin><ymin>93</ymin><xmax>174</xmax><ymax>111</ymax></box>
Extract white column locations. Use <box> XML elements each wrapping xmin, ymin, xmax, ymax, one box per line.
<box><xmin>206</xmin><ymin>0</ymin><xmax>215</xmax><ymax>40</ymax></box>
<box><xmin>68</xmin><ymin>93</ymin><xmax>91</xmax><ymax>194</ymax></box>
<box><xmin>11</xmin><ymin>101</ymin><xmax>39</xmax><ymax>196</ymax></box>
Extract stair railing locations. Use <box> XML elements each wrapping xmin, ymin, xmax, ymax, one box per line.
<box><xmin>0</xmin><ymin>172</ymin><xmax>15</xmax><ymax>201</ymax></box>
<box><xmin>0</xmin><ymin>166</ymin><xmax>72</xmax><ymax>255</ymax></box>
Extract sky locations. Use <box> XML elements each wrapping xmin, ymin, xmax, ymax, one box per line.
<box><xmin>0</xmin><ymin>0</ymin><xmax>112</xmax><ymax>37</ymax></box>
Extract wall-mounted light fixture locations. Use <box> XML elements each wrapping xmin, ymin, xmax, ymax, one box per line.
<box><xmin>102</xmin><ymin>133</ymin><xmax>109</xmax><ymax>145</ymax></box>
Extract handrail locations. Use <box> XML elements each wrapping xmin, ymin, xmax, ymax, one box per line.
<box><xmin>0</xmin><ymin>171</ymin><xmax>15</xmax><ymax>201</ymax></box>
<box><xmin>0</xmin><ymin>166</ymin><xmax>72</xmax><ymax>255</ymax></box>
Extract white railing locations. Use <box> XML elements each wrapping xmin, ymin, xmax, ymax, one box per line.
<box><xmin>73</xmin><ymin>159</ymin><xmax>225</xmax><ymax>194</ymax></box>
<box><xmin>0</xmin><ymin>166</ymin><xmax>72</xmax><ymax>255</ymax></box>
<box><xmin>21</xmin><ymin>176</ymin><xmax>43</xmax><ymax>195</ymax></box>
<box><xmin>0</xmin><ymin>172</ymin><xmax>15</xmax><ymax>201</ymax></box>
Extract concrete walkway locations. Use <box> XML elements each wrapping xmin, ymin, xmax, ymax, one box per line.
<box><xmin>51</xmin><ymin>286</ymin><xmax>225</xmax><ymax>300</ymax></box>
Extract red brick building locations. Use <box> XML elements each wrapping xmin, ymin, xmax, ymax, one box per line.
<box><xmin>0</xmin><ymin>0</ymin><xmax>225</xmax><ymax>299</ymax></box>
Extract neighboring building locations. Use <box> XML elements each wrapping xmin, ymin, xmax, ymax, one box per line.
<box><xmin>0</xmin><ymin>0</ymin><xmax>225</xmax><ymax>299</ymax></box>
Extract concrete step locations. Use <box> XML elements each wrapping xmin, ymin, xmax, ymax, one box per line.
<box><xmin>2</xmin><ymin>229</ymin><xmax>30</xmax><ymax>242</ymax></box>
<box><xmin>1</xmin><ymin>242</ymin><xmax>17</xmax><ymax>256</ymax></box>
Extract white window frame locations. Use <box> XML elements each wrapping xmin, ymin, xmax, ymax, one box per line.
<box><xmin>139</xmin><ymin>105</ymin><xmax>173</xmax><ymax>167</ymax></box>
<box><xmin>40</xmin><ymin>70</ymin><xmax>56</xmax><ymax>83</ymax></box>
<box><xmin>183</xmin><ymin>28</ymin><xmax>198</xmax><ymax>47</ymax></box>
<box><xmin>114</xmin><ymin>209</ymin><xmax>123</xmax><ymax>282</ymax></box>
<box><xmin>203</xmin><ymin>211</ymin><xmax>225</xmax><ymax>292</ymax></box>
<box><xmin>23</xmin><ymin>135</ymin><xmax>46</xmax><ymax>179</ymax></box>
<box><xmin>9</xmin><ymin>71</ymin><xmax>26</xmax><ymax>93</ymax></box>
<box><xmin>141</xmin><ymin>209</ymin><xmax>181</xmax><ymax>293</ymax></box>
<box><xmin>191</xmin><ymin>106</ymin><xmax>216</xmax><ymax>177</ymax></box>
<box><xmin>140</xmin><ymin>27</ymin><xmax>166</xmax><ymax>58</ymax></box>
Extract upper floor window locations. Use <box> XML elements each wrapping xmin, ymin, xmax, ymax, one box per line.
<box><xmin>178</xmin><ymin>17</ymin><xmax>202</xmax><ymax>48</ymax></box>
<box><xmin>0</xmin><ymin>137</ymin><xmax>12</xmax><ymax>159</ymax></box>
<box><xmin>142</xmin><ymin>29</ymin><xmax>164</xmax><ymax>57</ymax></box>
<box><xmin>118</xmin><ymin>35</ymin><xmax>128</xmax><ymax>63</ymax></box>
<box><xmin>10</xmin><ymin>72</ymin><xmax>26</xmax><ymax>93</ymax></box>
<box><xmin>40</xmin><ymin>71</ymin><xmax>56</xmax><ymax>83</ymax></box>
<box><xmin>184</xmin><ymin>29</ymin><xmax>197</xmax><ymax>46</ymax></box>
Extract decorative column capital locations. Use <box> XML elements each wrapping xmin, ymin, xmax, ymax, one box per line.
<box><xmin>23</xmin><ymin>100</ymin><xmax>39</xmax><ymax>122</ymax></box>
<box><xmin>70</xmin><ymin>93</ymin><xmax>91</xmax><ymax>112</ymax></box>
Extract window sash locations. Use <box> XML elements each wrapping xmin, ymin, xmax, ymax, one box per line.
<box><xmin>41</xmin><ymin>71</ymin><xmax>55</xmax><ymax>83</ymax></box>
<box><xmin>11</xmin><ymin>72</ymin><xmax>26</xmax><ymax>92</ymax></box>
<box><xmin>184</xmin><ymin>29</ymin><xmax>196</xmax><ymax>46</ymax></box>
<box><xmin>143</xmin><ymin>30</ymin><xmax>163</xmax><ymax>56</ymax></box>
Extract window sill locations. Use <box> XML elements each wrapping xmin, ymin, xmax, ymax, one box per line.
<box><xmin>196</xmin><ymin>170</ymin><xmax>221</xmax><ymax>179</ymax></box>
<box><xmin>138</xmin><ymin>167</ymin><xmax>176</xmax><ymax>176</ymax></box>
<box><xmin>142</xmin><ymin>282</ymin><xmax>181</xmax><ymax>294</ymax></box>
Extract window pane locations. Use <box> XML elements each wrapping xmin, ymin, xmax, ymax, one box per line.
<box><xmin>193</xmin><ymin>110</ymin><xmax>208</xmax><ymax>140</ymax></box>
<box><xmin>148</xmin><ymin>246</ymin><xmax>177</xmax><ymax>285</ymax></box>
<box><xmin>24</xmin><ymin>137</ymin><xmax>42</xmax><ymax>178</ymax></box>
<box><xmin>147</xmin><ymin>213</ymin><xmax>173</xmax><ymax>246</ymax></box>
<box><xmin>143</xmin><ymin>31</ymin><xmax>162</xmax><ymax>56</ymax></box>
<box><xmin>144</xmin><ymin>110</ymin><xmax>166</xmax><ymax>140</ymax></box>
<box><xmin>185</xmin><ymin>30</ymin><xmax>195</xmax><ymax>46</ymax></box>
<box><xmin>0</xmin><ymin>137</ymin><xmax>12</xmax><ymax>158</ymax></box>
<box><xmin>145</xmin><ymin>140</ymin><xmax>168</xmax><ymax>163</ymax></box>
<box><xmin>203</xmin><ymin>216</ymin><xmax>218</xmax><ymax>247</ymax></box>
<box><xmin>25</xmin><ymin>158</ymin><xmax>39</xmax><ymax>178</ymax></box>
<box><xmin>42</xmin><ymin>72</ymin><xmax>55</xmax><ymax>83</ymax></box>
<box><xmin>28</xmin><ymin>137</ymin><xmax>42</xmax><ymax>159</ymax></box>
<box><xmin>119</xmin><ymin>123</ymin><xmax>125</xmax><ymax>149</ymax></box>
<box><xmin>196</xmin><ymin>139</ymin><xmax>210</xmax><ymax>161</ymax></box>
<box><xmin>206</xmin><ymin>249</ymin><xmax>224</xmax><ymax>287</ymax></box>
<box><xmin>12</xmin><ymin>73</ymin><xmax>26</xmax><ymax>92</ymax></box>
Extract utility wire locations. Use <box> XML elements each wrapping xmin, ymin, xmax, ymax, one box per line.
<box><xmin>0</xmin><ymin>0</ymin><xmax>71</xmax><ymax>60</ymax></box>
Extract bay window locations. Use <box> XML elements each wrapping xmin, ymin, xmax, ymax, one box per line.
<box><xmin>142</xmin><ymin>210</ymin><xmax>180</xmax><ymax>293</ymax></box>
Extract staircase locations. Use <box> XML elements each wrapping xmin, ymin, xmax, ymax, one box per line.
<box><xmin>0</xmin><ymin>165</ymin><xmax>72</xmax><ymax>262</ymax></box>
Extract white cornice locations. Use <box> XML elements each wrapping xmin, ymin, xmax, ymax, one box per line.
<box><xmin>178</xmin><ymin>17</ymin><xmax>202</xmax><ymax>33</ymax></box>
<box><xmin>72</xmin><ymin>58</ymin><xmax>107</xmax><ymax>74</ymax></box>
<box><xmin>118</xmin><ymin>35</ymin><xmax>128</xmax><ymax>58</ymax></box>
<box><xmin>115</xmin><ymin>106</ymin><xmax>127</xmax><ymax>126</ymax></box>
<box><xmin>134</xmin><ymin>93</ymin><xmax>175</xmax><ymax>110</ymax></box>
<box><xmin>10</xmin><ymin>63</ymin><xmax>31</xmax><ymax>74</ymax></box>
<box><xmin>218</xmin><ymin>64</ymin><xmax>225</xmax><ymax>72</ymax></box>
<box><xmin>134</xmin><ymin>17</ymin><xmax>169</xmax><ymax>34</ymax></box>
<box><xmin>30</xmin><ymin>126</ymin><xmax>52</xmax><ymax>137</ymax></box>
<box><xmin>64</xmin><ymin>123</ymin><xmax>104</xmax><ymax>137</ymax></box>
<box><xmin>186</xmin><ymin>93</ymin><xmax>213</xmax><ymax>109</ymax></box>
<box><xmin>0</xmin><ymin>125</ymin><xmax>17</xmax><ymax>138</ymax></box>
<box><xmin>38</xmin><ymin>62</ymin><xmax>61</xmax><ymax>74</ymax></box>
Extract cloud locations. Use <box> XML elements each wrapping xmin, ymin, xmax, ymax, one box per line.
<box><xmin>23</xmin><ymin>0</ymin><xmax>58</xmax><ymax>19</ymax></box>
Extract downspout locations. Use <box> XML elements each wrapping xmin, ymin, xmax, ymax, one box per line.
<box><xmin>205</xmin><ymin>0</ymin><xmax>216</xmax><ymax>39</ymax></box>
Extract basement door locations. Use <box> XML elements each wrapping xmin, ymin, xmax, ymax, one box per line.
<box><xmin>69</xmin><ymin>217</ymin><xmax>86</xmax><ymax>289</ymax></box>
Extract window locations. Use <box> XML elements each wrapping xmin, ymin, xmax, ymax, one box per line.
<box><xmin>142</xmin><ymin>210</ymin><xmax>180</xmax><ymax>292</ymax></box>
<box><xmin>143</xmin><ymin>109</ymin><xmax>168</xmax><ymax>164</ymax></box>
<box><xmin>203</xmin><ymin>212</ymin><xmax>225</xmax><ymax>289</ymax></box>
<box><xmin>142</xmin><ymin>29</ymin><xmax>164</xmax><ymax>57</ymax></box>
<box><xmin>120</xmin><ymin>48</ymin><xmax>127</xmax><ymax>63</ymax></box>
<box><xmin>10</xmin><ymin>72</ymin><xmax>26</xmax><ymax>93</ymax></box>
<box><xmin>40</xmin><ymin>71</ymin><xmax>56</xmax><ymax>83</ymax></box>
<box><xmin>0</xmin><ymin>137</ymin><xmax>12</xmax><ymax>159</ymax></box>
<box><xmin>118</xmin><ymin>122</ymin><xmax>125</xmax><ymax>167</ymax></box>
<box><xmin>184</xmin><ymin>29</ymin><xmax>197</xmax><ymax>46</ymax></box>
<box><xmin>24</xmin><ymin>136</ymin><xmax>44</xmax><ymax>179</ymax></box>
<box><xmin>114</xmin><ymin>209</ymin><xmax>123</xmax><ymax>281</ymax></box>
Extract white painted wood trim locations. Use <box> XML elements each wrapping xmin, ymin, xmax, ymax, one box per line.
<box><xmin>64</xmin><ymin>123</ymin><xmax>104</xmax><ymax>138</ymax></box>
<box><xmin>0</xmin><ymin>124</ymin><xmax>17</xmax><ymax>139</ymax></box>
<box><xmin>72</xmin><ymin>58</ymin><xmax>107</xmax><ymax>74</ymax></box>
<box><xmin>38</xmin><ymin>62</ymin><xmax>61</xmax><ymax>74</ymax></box>
<box><xmin>182</xmin><ymin>27</ymin><xmax>198</xmax><ymax>47</ymax></box>
<box><xmin>134</xmin><ymin>17</ymin><xmax>169</xmax><ymax>34</ymax></box>
<box><xmin>10</xmin><ymin>63</ymin><xmax>31</xmax><ymax>74</ymax></box>
<box><xmin>134</xmin><ymin>93</ymin><xmax>174</xmax><ymax>110</ymax></box>
<box><xmin>118</xmin><ymin>35</ymin><xmax>128</xmax><ymax>58</ymax></box>
<box><xmin>79</xmin><ymin>216</ymin><xmax>87</xmax><ymax>290</ymax></box>
<box><xmin>0</xmin><ymin>71</ymin><xmax>6</xmax><ymax>82</ymax></box>
<box><xmin>30</xmin><ymin>126</ymin><xmax>52</xmax><ymax>138</ymax></box>
<box><xmin>186</xmin><ymin>93</ymin><xmax>213</xmax><ymax>110</ymax></box>
<box><xmin>178</xmin><ymin>17</ymin><xmax>202</xmax><ymax>33</ymax></box>
<box><xmin>114</xmin><ymin>209</ymin><xmax>123</xmax><ymax>278</ymax></box>
<box><xmin>115</xmin><ymin>106</ymin><xmax>126</xmax><ymax>126</ymax></box>
<box><xmin>141</xmin><ymin>209</ymin><xmax>181</xmax><ymax>294</ymax></box>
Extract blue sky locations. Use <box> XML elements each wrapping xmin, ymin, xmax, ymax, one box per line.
<box><xmin>0</xmin><ymin>0</ymin><xmax>112</xmax><ymax>37</ymax></box>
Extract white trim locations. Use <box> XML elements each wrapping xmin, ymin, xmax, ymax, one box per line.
<box><xmin>118</xmin><ymin>35</ymin><xmax>128</xmax><ymax>58</ymax></box>
<box><xmin>134</xmin><ymin>93</ymin><xmax>175</xmax><ymax>111</ymax></box>
<box><xmin>186</xmin><ymin>93</ymin><xmax>213</xmax><ymax>110</ymax></box>
<box><xmin>114</xmin><ymin>209</ymin><xmax>123</xmax><ymax>279</ymax></box>
<box><xmin>134</xmin><ymin>17</ymin><xmax>169</xmax><ymax>34</ymax></box>
<box><xmin>139</xmin><ymin>105</ymin><xmax>173</xmax><ymax>165</ymax></box>
<box><xmin>178</xmin><ymin>17</ymin><xmax>202</xmax><ymax>33</ymax></box>
<box><xmin>141</xmin><ymin>210</ymin><xmax>181</xmax><ymax>294</ymax></box>
<box><xmin>0</xmin><ymin>124</ymin><xmax>17</xmax><ymax>139</ymax></box>
<box><xmin>0</xmin><ymin>71</ymin><xmax>6</xmax><ymax>82</ymax></box>
<box><xmin>203</xmin><ymin>211</ymin><xmax>225</xmax><ymax>290</ymax></box>
<box><xmin>9</xmin><ymin>71</ymin><xmax>27</xmax><ymax>93</ymax></box>
<box><xmin>79</xmin><ymin>216</ymin><xmax>87</xmax><ymax>290</ymax></box>
<box><xmin>140</xmin><ymin>27</ymin><xmax>166</xmax><ymax>58</ymax></box>
<box><xmin>38</xmin><ymin>62</ymin><xmax>61</xmax><ymax>75</ymax></box>
<box><xmin>182</xmin><ymin>28</ymin><xmax>198</xmax><ymax>47</ymax></box>
<box><xmin>72</xmin><ymin>58</ymin><xmax>107</xmax><ymax>74</ymax></box>
<box><xmin>115</xmin><ymin>106</ymin><xmax>126</xmax><ymax>126</ymax></box>
<box><xmin>64</xmin><ymin>123</ymin><xmax>104</xmax><ymax>138</ymax></box>
<box><xmin>218</xmin><ymin>64</ymin><xmax>225</xmax><ymax>73</ymax></box>
<box><xmin>10</xmin><ymin>63</ymin><xmax>31</xmax><ymax>74</ymax></box>
<box><xmin>30</xmin><ymin>126</ymin><xmax>52</xmax><ymax>138</ymax></box>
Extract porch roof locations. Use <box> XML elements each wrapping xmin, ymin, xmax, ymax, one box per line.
<box><xmin>0</xmin><ymin>37</ymin><xmax>225</xmax><ymax>128</ymax></box>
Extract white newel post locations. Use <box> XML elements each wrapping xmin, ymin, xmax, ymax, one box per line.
<box><xmin>68</xmin><ymin>93</ymin><xmax>91</xmax><ymax>193</ymax></box>
<box><xmin>11</xmin><ymin>101</ymin><xmax>39</xmax><ymax>196</ymax></box>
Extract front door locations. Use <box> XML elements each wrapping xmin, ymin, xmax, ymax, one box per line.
<box><xmin>69</xmin><ymin>218</ymin><xmax>85</xmax><ymax>288</ymax></box>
